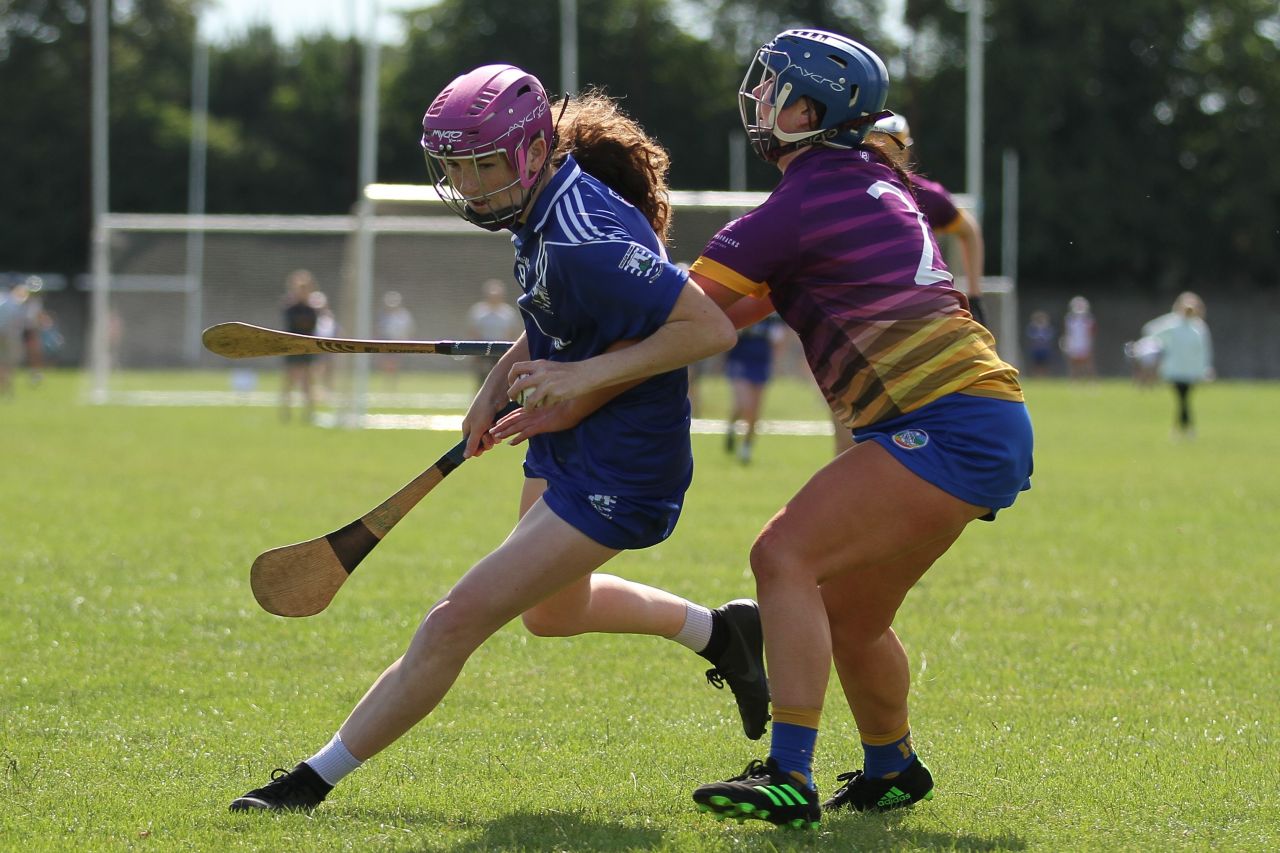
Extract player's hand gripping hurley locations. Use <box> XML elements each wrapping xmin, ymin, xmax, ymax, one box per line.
<box><xmin>250</xmin><ymin>402</ymin><xmax>519</xmax><ymax>617</ymax></box>
<box><xmin>202</xmin><ymin>322</ymin><xmax>512</xmax><ymax>359</ymax></box>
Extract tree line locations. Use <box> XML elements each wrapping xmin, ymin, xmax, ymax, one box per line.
<box><xmin>3</xmin><ymin>0</ymin><xmax>1278</xmax><ymax>294</ymax></box>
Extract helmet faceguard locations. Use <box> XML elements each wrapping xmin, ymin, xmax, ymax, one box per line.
<box><xmin>421</xmin><ymin>64</ymin><xmax>554</xmax><ymax>231</ymax></box>
<box><xmin>739</xmin><ymin>29</ymin><xmax>891</xmax><ymax>163</ymax></box>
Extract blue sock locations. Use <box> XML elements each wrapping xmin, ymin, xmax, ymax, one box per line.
<box><xmin>861</xmin><ymin>726</ymin><xmax>914</xmax><ymax>778</ymax></box>
<box><xmin>769</xmin><ymin>721</ymin><xmax>818</xmax><ymax>789</ymax></box>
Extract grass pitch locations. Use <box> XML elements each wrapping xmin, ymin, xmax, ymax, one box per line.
<box><xmin>1</xmin><ymin>371</ymin><xmax>1276</xmax><ymax>851</ymax></box>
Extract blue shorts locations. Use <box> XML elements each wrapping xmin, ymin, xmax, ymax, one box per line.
<box><xmin>725</xmin><ymin>338</ymin><xmax>773</xmax><ymax>385</ymax></box>
<box><xmin>852</xmin><ymin>393</ymin><xmax>1033</xmax><ymax>519</ymax></box>
<box><xmin>525</xmin><ymin>465</ymin><xmax>684</xmax><ymax>550</ymax></box>
<box><xmin>725</xmin><ymin>357</ymin><xmax>772</xmax><ymax>385</ymax></box>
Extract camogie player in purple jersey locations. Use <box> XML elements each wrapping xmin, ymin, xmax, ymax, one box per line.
<box><xmin>227</xmin><ymin>65</ymin><xmax>770</xmax><ymax>815</ymax></box>
<box><xmin>688</xmin><ymin>30</ymin><xmax>1034</xmax><ymax>828</ymax></box>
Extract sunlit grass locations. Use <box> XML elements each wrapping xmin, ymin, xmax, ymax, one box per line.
<box><xmin>2</xmin><ymin>371</ymin><xmax>1276</xmax><ymax>851</ymax></box>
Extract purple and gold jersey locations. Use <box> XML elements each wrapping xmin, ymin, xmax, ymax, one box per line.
<box><xmin>909</xmin><ymin>175</ymin><xmax>960</xmax><ymax>231</ymax></box>
<box><xmin>512</xmin><ymin>155</ymin><xmax>693</xmax><ymax>497</ymax></box>
<box><xmin>692</xmin><ymin>147</ymin><xmax>1021</xmax><ymax>430</ymax></box>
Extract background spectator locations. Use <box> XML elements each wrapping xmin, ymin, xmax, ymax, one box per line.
<box><xmin>1144</xmin><ymin>291</ymin><xmax>1214</xmax><ymax>438</ymax></box>
<box><xmin>465</xmin><ymin>279</ymin><xmax>521</xmax><ymax>392</ymax></box>
<box><xmin>377</xmin><ymin>291</ymin><xmax>415</xmax><ymax>390</ymax></box>
<box><xmin>1061</xmin><ymin>295</ymin><xmax>1097</xmax><ymax>380</ymax></box>
<box><xmin>280</xmin><ymin>269</ymin><xmax>319</xmax><ymax>422</ymax></box>
<box><xmin>1025</xmin><ymin>310</ymin><xmax>1057</xmax><ymax>377</ymax></box>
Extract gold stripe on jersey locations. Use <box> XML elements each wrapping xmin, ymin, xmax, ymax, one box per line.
<box><xmin>689</xmin><ymin>256</ymin><xmax>767</xmax><ymax>299</ymax></box>
<box><xmin>881</xmin><ymin>324</ymin><xmax>1001</xmax><ymax>401</ymax></box>
<box><xmin>831</xmin><ymin>318</ymin><xmax>1022</xmax><ymax>429</ymax></box>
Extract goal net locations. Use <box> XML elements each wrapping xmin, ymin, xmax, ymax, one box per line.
<box><xmin>91</xmin><ymin>187</ymin><xmax>1018</xmax><ymax>422</ymax></box>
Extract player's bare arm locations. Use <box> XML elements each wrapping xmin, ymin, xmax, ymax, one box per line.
<box><xmin>690</xmin><ymin>270</ymin><xmax>776</xmax><ymax>329</ymax></box>
<box><xmin>491</xmin><ymin>338</ymin><xmax>643</xmax><ymax>445</ymax></box>
<box><xmin>508</xmin><ymin>280</ymin><xmax>735</xmax><ymax>408</ymax></box>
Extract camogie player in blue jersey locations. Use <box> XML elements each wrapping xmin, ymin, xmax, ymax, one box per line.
<box><xmin>229</xmin><ymin>65</ymin><xmax>765</xmax><ymax>814</ymax></box>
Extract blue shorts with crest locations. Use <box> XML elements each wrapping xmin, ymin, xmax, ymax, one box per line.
<box><xmin>852</xmin><ymin>393</ymin><xmax>1033</xmax><ymax>519</ymax></box>
<box><xmin>525</xmin><ymin>463</ymin><xmax>684</xmax><ymax>550</ymax></box>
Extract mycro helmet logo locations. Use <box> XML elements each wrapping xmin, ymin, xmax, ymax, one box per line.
<box><xmin>796</xmin><ymin>67</ymin><xmax>845</xmax><ymax>92</ymax></box>
<box><xmin>426</xmin><ymin>129</ymin><xmax>464</xmax><ymax>142</ymax></box>
<box><xmin>511</xmin><ymin>101</ymin><xmax>549</xmax><ymax>131</ymax></box>
<box><xmin>891</xmin><ymin>429</ymin><xmax>929</xmax><ymax>450</ymax></box>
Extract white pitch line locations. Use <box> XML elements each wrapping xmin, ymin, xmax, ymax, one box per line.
<box><xmin>100</xmin><ymin>390</ymin><xmax>835</xmax><ymax>436</ymax></box>
<box><xmin>314</xmin><ymin>412</ymin><xmax>834</xmax><ymax>436</ymax></box>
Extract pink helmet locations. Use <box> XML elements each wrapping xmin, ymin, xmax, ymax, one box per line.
<box><xmin>421</xmin><ymin>64</ymin><xmax>554</xmax><ymax>230</ymax></box>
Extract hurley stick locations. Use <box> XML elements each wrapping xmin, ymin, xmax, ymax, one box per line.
<box><xmin>250</xmin><ymin>402</ymin><xmax>519</xmax><ymax>616</ymax></box>
<box><xmin>203</xmin><ymin>322</ymin><xmax>513</xmax><ymax>359</ymax></box>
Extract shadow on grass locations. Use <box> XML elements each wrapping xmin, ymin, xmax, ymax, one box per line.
<box><xmin>442</xmin><ymin>811</ymin><xmax>664</xmax><ymax>851</ymax></box>
<box><xmin>702</xmin><ymin>818</ymin><xmax>1027</xmax><ymax>852</ymax></box>
<box><xmin>336</xmin><ymin>805</ymin><xmax>1026</xmax><ymax>852</ymax></box>
<box><xmin>819</xmin><ymin>811</ymin><xmax>1028</xmax><ymax>851</ymax></box>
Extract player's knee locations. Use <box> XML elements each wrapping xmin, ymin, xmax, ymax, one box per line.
<box><xmin>412</xmin><ymin>597</ymin><xmax>491</xmax><ymax>656</ymax></box>
<box><xmin>749</xmin><ymin>527</ymin><xmax>806</xmax><ymax>586</ymax></box>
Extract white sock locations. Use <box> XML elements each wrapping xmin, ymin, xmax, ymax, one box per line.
<box><xmin>670</xmin><ymin>602</ymin><xmax>714</xmax><ymax>653</ymax></box>
<box><xmin>306</xmin><ymin>733</ymin><xmax>363</xmax><ymax>786</ymax></box>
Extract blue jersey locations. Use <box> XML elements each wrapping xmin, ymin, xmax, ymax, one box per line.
<box><xmin>511</xmin><ymin>156</ymin><xmax>692</xmax><ymax>497</ymax></box>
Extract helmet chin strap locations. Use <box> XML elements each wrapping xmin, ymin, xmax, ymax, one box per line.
<box><xmin>758</xmin><ymin>109</ymin><xmax>893</xmax><ymax>162</ymax></box>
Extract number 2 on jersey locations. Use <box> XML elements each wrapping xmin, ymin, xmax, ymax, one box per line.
<box><xmin>867</xmin><ymin>180</ymin><xmax>953</xmax><ymax>286</ymax></box>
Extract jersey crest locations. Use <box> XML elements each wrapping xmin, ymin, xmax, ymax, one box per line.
<box><xmin>618</xmin><ymin>243</ymin><xmax>662</xmax><ymax>279</ymax></box>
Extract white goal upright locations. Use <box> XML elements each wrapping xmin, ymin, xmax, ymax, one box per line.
<box><xmin>90</xmin><ymin>185</ymin><xmax>1018</xmax><ymax>421</ymax></box>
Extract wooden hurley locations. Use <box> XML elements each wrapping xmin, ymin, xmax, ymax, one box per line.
<box><xmin>249</xmin><ymin>403</ymin><xmax>519</xmax><ymax>617</ymax></box>
<box><xmin>202</xmin><ymin>322</ymin><xmax>512</xmax><ymax>359</ymax></box>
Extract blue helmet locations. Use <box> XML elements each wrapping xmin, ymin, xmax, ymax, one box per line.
<box><xmin>738</xmin><ymin>29</ymin><xmax>890</xmax><ymax>162</ymax></box>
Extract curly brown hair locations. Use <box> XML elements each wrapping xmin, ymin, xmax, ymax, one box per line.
<box><xmin>550</xmin><ymin>90</ymin><xmax>673</xmax><ymax>242</ymax></box>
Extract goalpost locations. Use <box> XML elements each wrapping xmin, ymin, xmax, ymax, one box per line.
<box><xmin>90</xmin><ymin>186</ymin><xmax>1019</xmax><ymax>423</ymax></box>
